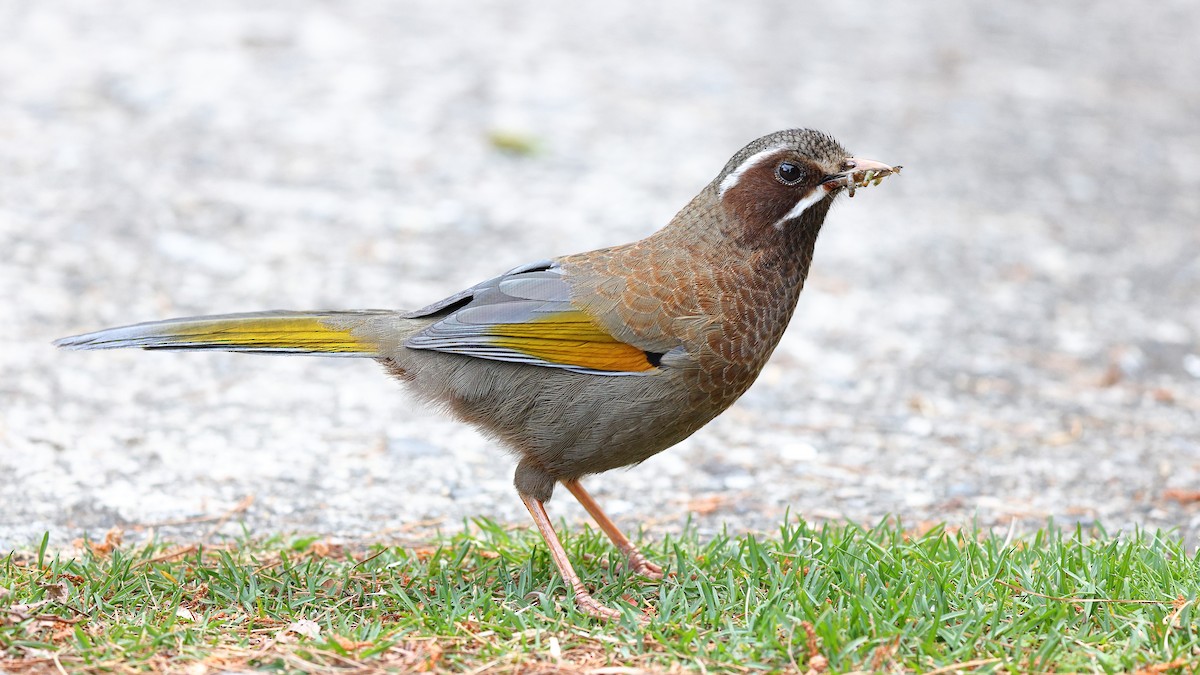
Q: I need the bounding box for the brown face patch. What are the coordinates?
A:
[720,150,826,242]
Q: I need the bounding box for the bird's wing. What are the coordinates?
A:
[404,261,662,376]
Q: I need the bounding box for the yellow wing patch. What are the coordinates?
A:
[488,310,654,372]
[153,317,377,353]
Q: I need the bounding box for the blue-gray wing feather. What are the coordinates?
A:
[405,261,649,375]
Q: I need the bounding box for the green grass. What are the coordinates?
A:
[2,519,1197,673]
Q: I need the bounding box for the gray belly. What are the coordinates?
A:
[385,349,728,499]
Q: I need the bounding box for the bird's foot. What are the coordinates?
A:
[626,552,664,580]
[574,591,622,621]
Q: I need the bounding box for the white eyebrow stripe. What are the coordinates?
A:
[717,146,787,197]
[772,184,832,229]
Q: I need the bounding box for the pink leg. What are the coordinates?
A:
[561,479,663,579]
[521,493,621,620]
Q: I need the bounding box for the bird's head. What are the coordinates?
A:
[713,128,900,243]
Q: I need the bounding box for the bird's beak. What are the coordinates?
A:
[821,157,902,198]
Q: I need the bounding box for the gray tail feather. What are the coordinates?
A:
[54,310,397,357]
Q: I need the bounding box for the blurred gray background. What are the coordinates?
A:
[2,1,1198,551]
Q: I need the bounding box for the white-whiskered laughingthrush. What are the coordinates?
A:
[57,128,900,619]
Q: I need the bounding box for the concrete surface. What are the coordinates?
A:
[2,1,1198,551]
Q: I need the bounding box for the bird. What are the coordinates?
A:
[55,128,900,620]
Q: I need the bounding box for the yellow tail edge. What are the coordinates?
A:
[54,310,390,357]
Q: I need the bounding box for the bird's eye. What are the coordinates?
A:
[776,162,803,185]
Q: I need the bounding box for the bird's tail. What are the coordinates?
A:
[54,310,400,357]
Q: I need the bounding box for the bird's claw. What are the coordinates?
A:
[574,592,622,621]
[626,553,664,580]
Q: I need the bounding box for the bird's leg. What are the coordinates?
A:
[561,479,664,579]
[520,493,621,620]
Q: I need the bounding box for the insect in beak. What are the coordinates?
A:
[822,157,902,198]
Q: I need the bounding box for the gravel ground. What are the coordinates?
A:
[2,2,1199,552]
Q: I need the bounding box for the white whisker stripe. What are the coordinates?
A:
[773,184,832,229]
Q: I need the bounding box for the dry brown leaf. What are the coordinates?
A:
[687,494,728,515]
[72,528,124,558]
[285,618,321,640]
[332,635,375,652]
[1132,658,1191,675]
[1099,364,1122,387]
[1163,489,1200,504]
[800,620,828,674]
[412,546,439,561]
[416,639,443,672]
[44,582,69,603]
[1045,418,1084,446]
[869,636,900,672]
